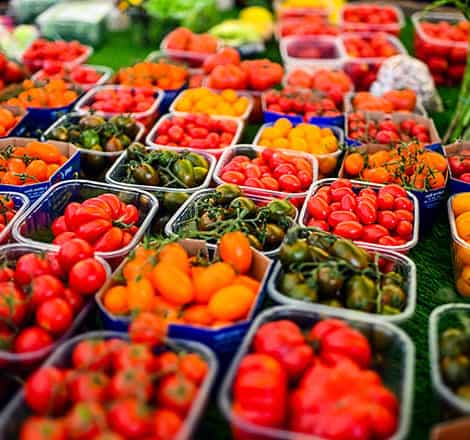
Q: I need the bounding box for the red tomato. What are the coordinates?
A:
[108,367,153,401]
[68,258,107,295]
[14,253,52,286]
[0,267,14,282]
[362,224,389,243]
[330,186,354,202]
[356,199,377,225]
[260,176,280,191]
[30,275,65,308]
[19,417,66,440]
[157,374,197,415]
[221,170,245,185]
[396,220,413,239]
[93,227,124,252]
[112,343,155,372]
[63,288,85,313]
[69,371,109,403]
[328,210,358,228]
[107,398,152,438]
[13,326,53,354]
[394,197,413,212]
[379,184,407,199]
[65,402,106,440]
[307,218,330,231]
[334,220,364,240]
[0,281,27,325]
[152,409,183,440]
[57,239,94,271]
[97,194,123,219]
[25,367,68,414]
[377,191,394,210]
[51,216,68,236]
[36,298,73,334]
[72,339,110,371]
[75,219,113,243]
[278,174,302,192]
[53,232,77,246]
[307,196,330,220]
[340,193,357,212]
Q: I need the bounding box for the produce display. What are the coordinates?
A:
[116,61,188,90]
[0,140,68,185]
[34,64,108,89]
[347,112,432,144]
[284,68,353,106]
[217,147,314,194]
[303,179,416,246]
[18,336,210,439]
[343,143,447,189]
[150,114,239,151]
[350,90,418,113]
[0,53,25,91]
[172,87,251,118]
[341,4,402,35]
[170,183,296,252]
[0,195,17,235]
[102,234,261,327]
[0,242,107,358]
[229,316,400,438]
[283,35,342,60]
[448,145,470,184]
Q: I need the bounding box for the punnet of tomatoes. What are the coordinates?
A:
[172,87,252,120]
[22,39,91,73]
[220,306,413,440]
[12,180,158,263]
[445,142,470,193]
[0,105,26,138]
[347,111,437,146]
[413,12,468,86]
[0,242,109,368]
[0,192,28,244]
[284,68,353,107]
[0,53,26,91]
[215,145,317,198]
[167,183,297,254]
[262,87,342,123]
[162,27,219,67]
[254,118,341,178]
[147,113,241,154]
[449,193,470,297]
[33,62,112,91]
[341,33,406,90]
[341,3,404,35]
[271,226,415,318]
[348,90,419,114]
[5,330,216,440]
[301,178,418,251]
[277,15,339,38]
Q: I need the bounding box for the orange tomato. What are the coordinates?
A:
[193,262,235,303]
[219,232,252,274]
[151,262,194,305]
[183,305,214,326]
[453,193,470,217]
[158,243,190,274]
[233,275,260,294]
[103,286,129,315]
[344,152,364,176]
[362,166,389,184]
[127,279,155,312]
[25,159,48,182]
[208,285,255,321]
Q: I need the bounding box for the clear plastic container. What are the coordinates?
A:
[274,0,330,21]
[74,85,163,128]
[164,188,298,257]
[105,146,216,195]
[32,64,113,91]
[218,305,415,440]
[412,11,468,86]
[35,0,114,47]
[341,32,407,91]
[429,303,470,415]
[340,3,404,36]
[267,247,417,324]
[9,0,57,24]
[12,180,159,265]
[0,191,29,245]
[253,122,343,178]
[280,35,346,70]
[276,16,339,40]
[0,244,111,372]
[0,330,218,440]
[448,195,470,298]
[299,178,420,253]
[444,142,470,195]
[42,112,145,180]
[170,88,254,122]
[146,113,244,159]
[213,144,319,200]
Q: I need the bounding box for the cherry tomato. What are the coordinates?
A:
[279,174,302,192]
[72,339,110,371]
[69,371,109,403]
[68,258,107,295]
[14,253,51,285]
[51,216,68,236]
[25,367,68,414]
[30,274,65,307]
[157,374,197,415]
[394,197,413,212]
[53,231,77,246]
[13,326,53,354]
[108,367,153,401]
[65,402,106,440]
[361,224,389,243]
[57,239,93,271]
[19,417,66,440]
[63,288,85,313]
[0,281,27,325]
[396,220,413,240]
[36,298,73,334]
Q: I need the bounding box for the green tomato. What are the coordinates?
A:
[267,199,296,220]
[441,355,470,387]
[80,129,101,149]
[133,163,160,186]
[344,274,377,312]
[215,184,242,205]
[279,272,303,295]
[162,191,189,214]
[279,240,310,266]
[330,239,370,270]
[173,158,195,187]
[186,152,209,169]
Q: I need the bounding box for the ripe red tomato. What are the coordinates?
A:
[19,417,66,440]
[112,343,155,372]
[107,398,152,438]
[63,288,85,313]
[76,219,113,243]
[307,197,330,220]
[51,216,68,236]
[394,197,414,212]
[378,210,397,231]
[328,210,358,228]
[152,409,183,440]
[0,281,27,325]
[69,371,109,403]
[93,227,124,252]
[340,194,357,212]
[108,367,153,401]
[30,275,65,307]
[279,174,302,192]
[36,298,73,334]
[14,253,51,286]
[157,373,197,415]
[0,267,14,282]
[65,402,106,440]
[13,326,53,354]
[334,220,364,240]
[356,199,377,225]
[68,258,107,295]
[307,218,329,231]
[377,191,394,210]
[25,367,68,414]
[396,220,413,239]
[361,224,389,243]
[57,239,94,271]
[72,339,110,371]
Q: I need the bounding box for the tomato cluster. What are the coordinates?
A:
[219,148,313,193]
[0,242,107,357]
[0,195,16,237]
[342,4,401,34]
[0,53,24,91]
[448,150,470,183]
[348,112,431,144]
[36,63,104,87]
[285,68,352,107]
[22,39,89,73]
[414,20,468,86]
[286,37,340,60]
[351,90,417,113]
[51,194,140,252]
[152,114,238,150]
[20,337,208,439]
[305,180,415,246]
[343,144,448,190]
[264,87,341,120]
[165,27,218,54]
[278,16,339,37]
[207,59,284,91]
[103,234,260,328]
[232,318,398,439]
[0,141,68,186]
[82,87,156,114]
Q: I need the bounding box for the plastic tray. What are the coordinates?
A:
[146,113,244,159]
[32,64,113,91]
[299,178,420,253]
[170,88,254,122]
[219,305,415,440]
[280,35,346,70]
[43,112,145,179]
[0,192,29,245]
[268,246,416,324]
[74,85,163,128]
[0,137,80,202]
[444,141,470,195]
[274,0,330,21]
[429,303,470,415]
[12,179,159,265]
[0,330,218,440]
[105,146,216,195]
[0,244,111,372]
[213,144,318,200]
[95,241,272,358]
[164,188,298,258]
[340,3,405,36]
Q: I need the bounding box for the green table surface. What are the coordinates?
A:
[88,15,465,440]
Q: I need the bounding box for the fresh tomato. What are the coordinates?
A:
[57,239,93,271]
[68,258,107,296]
[25,367,68,414]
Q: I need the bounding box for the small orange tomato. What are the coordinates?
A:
[151,262,194,305]
[208,285,255,321]
[219,231,252,274]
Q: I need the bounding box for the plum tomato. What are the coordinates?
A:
[333,220,364,240]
